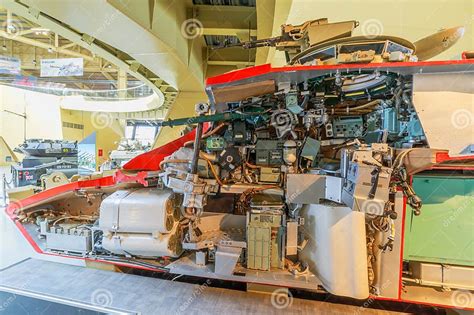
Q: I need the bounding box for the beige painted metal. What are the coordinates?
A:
[202,28,257,37]
[412,73,474,155]
[300,204,369,299]
[414,26,465,61]
[40,172,69,190]
[255,0,276,65]
[46,0,258,91]
[56,0,204,91]
[263,0,293,65]
[6,185,37,200]
[117,68,127,98]
[270,0,472,66]
[0,136,18,166]
[193,4,256,42]
[374,192,404,299]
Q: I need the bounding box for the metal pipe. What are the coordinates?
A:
[2,174,7,206]
[190,122,203,175]
[340,148,349,178]
[402,277,474,291]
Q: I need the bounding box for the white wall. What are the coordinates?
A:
[0,86,152,156]
[0,85,63,150]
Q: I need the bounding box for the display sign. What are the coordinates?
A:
[0,55,21,75]
[40,57,83,77]
[78,132,97,174]
[12,75,37,87]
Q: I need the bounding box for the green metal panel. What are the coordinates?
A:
[403,175,474,266]
[247,226,271,271]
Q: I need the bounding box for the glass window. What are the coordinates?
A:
[299,46,336,64]
[134,126,157,146]
[338,42,385,55]
[386,41,413,54]
[125,125,134,139]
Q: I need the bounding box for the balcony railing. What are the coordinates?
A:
[0,80,156,100]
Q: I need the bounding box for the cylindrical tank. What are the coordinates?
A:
[99,188,183,257]
[101,226,183,257]
[99,189,181,234]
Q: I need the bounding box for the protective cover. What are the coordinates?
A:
[413,72,474,155]
[300,204,369,299]
[99,189,175,234]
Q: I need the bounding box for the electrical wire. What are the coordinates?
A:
[202,122,228,138]
[159,159,191,170]
[203,157,225,186]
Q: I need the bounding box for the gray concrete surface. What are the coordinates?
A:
[0,259,411,315]
[0,166,32,270]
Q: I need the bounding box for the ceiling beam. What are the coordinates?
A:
[19,65,119,73]
[194,4,256,22]
[207,60,254,66]
[195,4,257,38]
[1,0,166,106]
[72,82,87,90]
[100,70,116,82]
[0,30,95,61]
[60,42,76,50]
[202,27,257,37]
